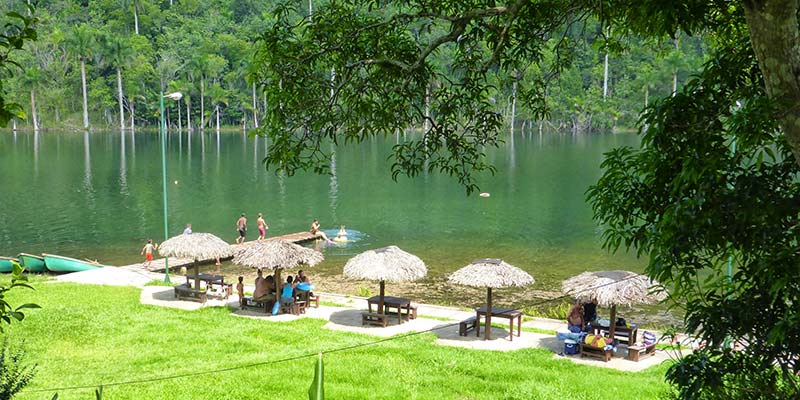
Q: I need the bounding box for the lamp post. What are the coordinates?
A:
[160,91,183,283]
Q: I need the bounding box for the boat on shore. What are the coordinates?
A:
[18,253,46,273]
[42,253,103,273]
[0,256,17,273]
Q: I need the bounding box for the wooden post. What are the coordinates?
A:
[275,268,282,299]
[378,280,385,314]
[485,287,493,341]
[193,260,200,290]
[608,304,617,341]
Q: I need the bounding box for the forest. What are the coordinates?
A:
[0,0,706,133]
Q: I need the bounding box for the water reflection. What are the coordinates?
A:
[120,130,128,196]
[83,132,95,204]
[33,130,39,175]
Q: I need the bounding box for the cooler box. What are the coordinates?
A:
[564,339,578,355]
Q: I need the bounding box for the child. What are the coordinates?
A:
[236,276,245,307]
[140,239,157,268]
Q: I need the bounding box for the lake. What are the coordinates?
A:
[1,129,660,318]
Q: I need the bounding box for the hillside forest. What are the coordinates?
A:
[0,0,706,133]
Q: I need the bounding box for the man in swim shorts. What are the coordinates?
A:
[236,213,247,244]
[257,213,268,240]
[140,239,158,268]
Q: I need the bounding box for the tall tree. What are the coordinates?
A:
[67,24,95,130]
[102,34,133,130]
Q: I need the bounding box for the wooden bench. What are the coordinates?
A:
[174,284,207,303]
[580,343,613,362]
[362,312,389,327]
[627,343,656,362]
[459,317,477,336]
[589,323,638,345]
[241,296,274,313]
[309,293,320,308]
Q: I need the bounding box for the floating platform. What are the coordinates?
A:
[117,231,319,272]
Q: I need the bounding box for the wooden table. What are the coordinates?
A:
[186,273,224,290]
[475,307,522,341]
[367,296,411,325]
[589,323,638,345]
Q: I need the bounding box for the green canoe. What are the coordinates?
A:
[43,253,103,273]
[17,253,46,273]
[0,256,17,273]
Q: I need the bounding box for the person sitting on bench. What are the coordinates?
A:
[567,299,584,333]
[253,269,274,302]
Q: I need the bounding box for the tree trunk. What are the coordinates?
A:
[424,84,431,132]
[133,0,139,35]
[252,82,259,128]
[130,101,135,132]
[200,78,205,130]
[644,86,649,108]
[177,99,182,131]
[30,90,38,132]
[186,97,192,132]
[603,52,610,99]
[215,104,220,134]
[117,67,125,131]
[743,0,800,166]
[510,69,518,135]
[81,58,89,129]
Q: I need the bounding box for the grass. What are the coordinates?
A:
[5,282,673,399]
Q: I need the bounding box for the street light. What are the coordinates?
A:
[160,91,182,283]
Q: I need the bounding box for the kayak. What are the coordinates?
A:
[43,253,103,273]
[0,256,17,273]
[17,253,46,273]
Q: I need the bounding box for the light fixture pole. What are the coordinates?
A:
[160,91,182,283]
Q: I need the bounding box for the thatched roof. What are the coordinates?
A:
[343,246,427,282]
[232,239,323,270]
[158,232,232,260]
[561,270,667,308]
[448,258,534,288]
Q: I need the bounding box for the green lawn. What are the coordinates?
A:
[5,281,672,399]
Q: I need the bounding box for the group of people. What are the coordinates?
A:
[235,213,270,244]
[237,268,316,315]
[566,297,598,333]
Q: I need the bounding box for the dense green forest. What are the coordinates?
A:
[0,0,706,133]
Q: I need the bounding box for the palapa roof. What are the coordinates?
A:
[561,270,667,308]
[158,232,233,260]
[448,258,534,288]
[343,246,427,283]
[232,239,323,270]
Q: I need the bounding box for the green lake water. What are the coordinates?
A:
[0,129,650,308]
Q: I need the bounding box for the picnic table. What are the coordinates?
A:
[589,322,638,345]
[367,296,411,325]
[185,273,225,291]
[475,306,522,341]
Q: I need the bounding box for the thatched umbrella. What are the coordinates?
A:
[448,258,534,340]
[232,239,324,295]
[343,246,427,314]
[561,270,667,340]
[158,232,233,290]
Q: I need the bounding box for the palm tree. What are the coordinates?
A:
[67,24,95,130]
[102,35,133,130]
[21,67,43,131]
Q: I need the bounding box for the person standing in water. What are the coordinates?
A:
[140,239,158,268]
[235,213,247,244]
[257,213,268,240]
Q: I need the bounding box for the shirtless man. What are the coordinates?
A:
[257,213,268,240]
[140,239,158,268]
[235,213,247,244]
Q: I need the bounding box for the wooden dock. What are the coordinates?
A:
[117,231,319,272]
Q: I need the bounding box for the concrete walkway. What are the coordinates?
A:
[63,267,685,372]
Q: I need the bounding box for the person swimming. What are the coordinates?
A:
[333,225,348,242]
